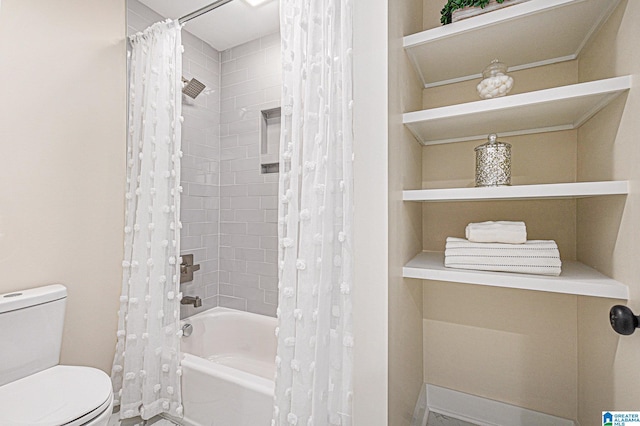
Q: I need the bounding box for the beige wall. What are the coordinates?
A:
[0,1,126,372]
[388,0,425,425]
[419,33,580,419]
[577,1,640,424]
[415,1,640,423]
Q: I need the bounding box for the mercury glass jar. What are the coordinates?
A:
[475,133,511,187]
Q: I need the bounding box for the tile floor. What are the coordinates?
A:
[107,411,178,426]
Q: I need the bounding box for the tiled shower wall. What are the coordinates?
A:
[218,33,282,316]
[127,0,281,317]
[127,0,221,318]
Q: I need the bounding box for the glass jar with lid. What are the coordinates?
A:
[477,59,514,99]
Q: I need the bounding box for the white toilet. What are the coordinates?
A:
[0,284,114,426]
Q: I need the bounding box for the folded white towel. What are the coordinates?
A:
[444,237,562,276]
[465,221,527,244]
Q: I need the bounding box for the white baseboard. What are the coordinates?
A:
[413,384,577,426]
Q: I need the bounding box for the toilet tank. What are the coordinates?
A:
[0,284,67,386]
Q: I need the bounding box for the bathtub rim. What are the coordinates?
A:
[179,306,277,396]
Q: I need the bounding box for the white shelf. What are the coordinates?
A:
[404,0,621,88]
[403,76,631,145]
[404,251,628,299]
[403,181,629,202]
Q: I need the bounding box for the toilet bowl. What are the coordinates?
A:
[0,284,114,426]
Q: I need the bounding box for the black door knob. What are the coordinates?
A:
[610,305,640,335]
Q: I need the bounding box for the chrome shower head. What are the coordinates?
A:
[182,77,206,99]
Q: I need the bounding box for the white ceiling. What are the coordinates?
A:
[138,0,280,51]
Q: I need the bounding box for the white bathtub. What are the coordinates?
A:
[178,307,277,426]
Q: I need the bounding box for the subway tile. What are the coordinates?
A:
[220,197,231,209]
[180,236,202,251]
[230,272,261,288]
[260,195,278,209]
[230,197,261,210]
[235,91,265,109]
[188,183,219,197]
[184,248,207,264]
[220,109,243,125]
[220,222,247,235]
[260,276,278,292]
[203,234,219,250]
[264,209,278,223]
[263,85,282,103]
[228,118,260,135]
[202,42,220,62]
[205,209,219,222]
[189,222,218,236]
[221,79,261,100]
[234,209,264,222]
[222,68,249,86]
[220,135,239,149]
[235,170,265,184]
[234,285,262,302]
[264,249,278,264]
[199,259,219,274]
[203,197,220,210]
[231,38,262,59]
[220,171,235,185]
[221,60,236,75]
[220,184,248,197]
[260,31,281,49]
[246,144,260,159]
[221,97,235,113]
[219,270,230,283]
[181,195,204,210]
[219,246,234,260]
[247,222,277,236]
[223,234,261,249]
[184,47,208,68]
[246,261,278,277]
[202,272,219,286]
[219,296,247,311]
[229,157,258,172]
[248,182,278,196]
[247,300,277,317]
[219,284,235,297]
[206,245,219,261]
[263,290,278,305]
[237,131,260,146]
[205,283,219,298]
[235,50,266,72]
[263,173,279,183]
[181,209,207,224]
[235,248,265,262]
[221,146,248,161]
[220,209,235,222]
[206,56,220,73]
[220,259,247,272]
[260,236,278,250]
[221,50,232,62]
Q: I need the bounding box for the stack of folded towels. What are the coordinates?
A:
[444,221,562,276]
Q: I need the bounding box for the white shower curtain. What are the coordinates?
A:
[274,0,354,425]
[111,19,184,421]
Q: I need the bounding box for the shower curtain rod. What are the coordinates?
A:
[179,0,235,24]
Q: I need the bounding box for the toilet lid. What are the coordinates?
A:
[0,365,113,426]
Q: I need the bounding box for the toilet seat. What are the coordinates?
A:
[0,365,113,426]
